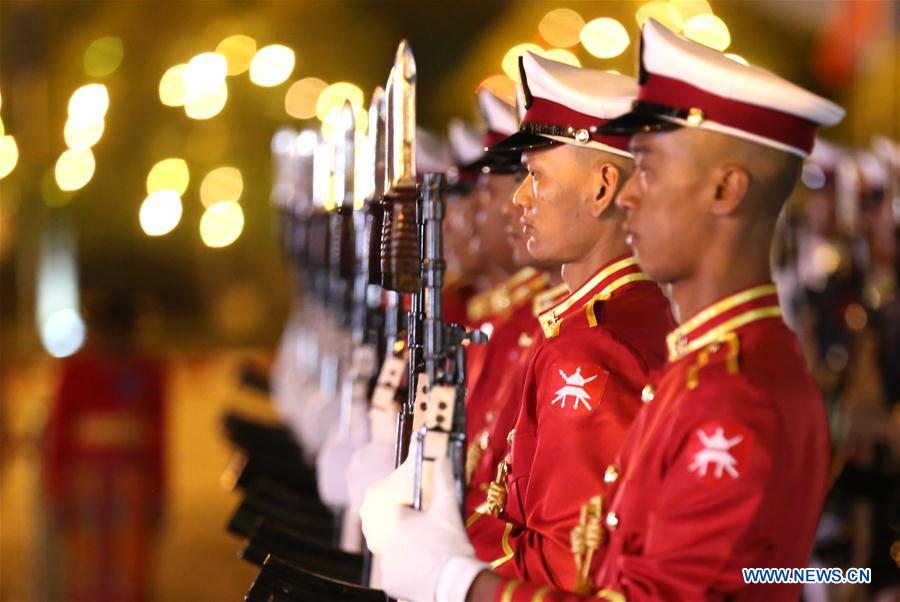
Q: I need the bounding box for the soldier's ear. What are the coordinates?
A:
[590,162,620,218]
[709,164,750,217]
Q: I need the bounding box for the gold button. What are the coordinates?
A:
[606,512,619,530]
[687,107,705,126]
[708,342,721,353]
[574,128,590,143]
[604,465,619,484]
[641,385,655,403]
[518,332,534,347]
[506,429,516,445]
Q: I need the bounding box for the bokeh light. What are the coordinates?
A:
[159,64,187,107]
[67,84,110,123]
[249,44,295,87]
[285,77,328,119]
[200,166,243,207]
[83,36,124,77]
[477,74,517,105]
[315,82,364,122]
[635,1,685,31]
[544,48,581,67]
[580,18,630,59]
[670,0,713,21]
[64,118,105,149]
[184,52,228,101]
[215,34,257,76]
[40,308,86,358]
[54,148,96,191]
[683,14,731,51]
[538,9,584,48]
[200,200,244,247]
[147,158,190,195]
[0,135,18,179]
[139,190,183,236]
[184,82,228,120]
[502,43,544,82]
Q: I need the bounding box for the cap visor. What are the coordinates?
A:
[487,130,558,153]
[597,110,683,136]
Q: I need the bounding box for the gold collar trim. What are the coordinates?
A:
[538,256,641,339]
[668,305,782,361]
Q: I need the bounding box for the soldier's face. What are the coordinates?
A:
[470,173,519,273]
[617,129,714,284]
[514,145,602,265]
[500,173,532,267]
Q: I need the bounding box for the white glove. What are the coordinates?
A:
[359,453,415,554]
[316,401,370,508]
[347,441,397,519]
[362,456,487,602]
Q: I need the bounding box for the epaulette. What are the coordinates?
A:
[685,332,742,390]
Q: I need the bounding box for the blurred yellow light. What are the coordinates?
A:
[54,148,95,191]
[670,0,713,21]
[635,1,685,31]
[184,52,228,101]
[64,118,105,149]
[544,48,581,67]
[285,77,328,119]
[580,18,630,59]
[315,81,364,122]
[725,53,749,66]
[83,36,124,77]
[159,64,187,107]
[147,157,190,195]
[249,44,295,87]
[184,82,228,120]
[200,200,244,247]
[476,74,517,105]
[0,116,4,136]
[139,190,183,236]
[844,302,868,332]
[538,8,585,48]
[200,166,243,207]
[0,135,18,179]
[683,14,731,51]
[67,84,109,123]
[502,43,545,82]
[216,35,257,76]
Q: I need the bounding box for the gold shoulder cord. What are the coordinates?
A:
[570,495,605,595]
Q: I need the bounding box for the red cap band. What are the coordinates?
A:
[523,97,631,152]
[639,73,818,154]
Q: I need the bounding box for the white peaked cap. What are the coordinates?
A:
[490,51,636,157]
[477,88,518,137]
[447,118,485,166]
[600,19,845,157]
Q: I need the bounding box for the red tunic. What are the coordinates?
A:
[466,283,569,515]
[469,254,674,591]
[491,283,830,602]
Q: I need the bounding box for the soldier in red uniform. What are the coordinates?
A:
[361,52,674,600]
[358,19,846,602]
[43,296,165,602]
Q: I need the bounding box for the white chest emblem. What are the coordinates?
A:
[688,427,743,479]
[550,367,597,411]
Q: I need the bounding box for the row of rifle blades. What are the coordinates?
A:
[310,39,416,215]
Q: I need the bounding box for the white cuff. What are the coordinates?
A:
[435,555,488,602]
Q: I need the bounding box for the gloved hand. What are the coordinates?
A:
[316,401,371,508]
[361,456,487,602]
[359,453,415,554]
[347,440,397,519]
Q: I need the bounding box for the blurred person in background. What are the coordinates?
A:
[42,293,166,602]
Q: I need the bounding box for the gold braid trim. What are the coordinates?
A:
[570,495,605,595]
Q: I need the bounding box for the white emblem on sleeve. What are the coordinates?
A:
[688,427,743,479]
[550,367,597,411]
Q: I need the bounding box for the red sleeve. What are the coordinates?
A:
[601,386,779,601]
[490,578,624,602]
[483,342,641,591]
